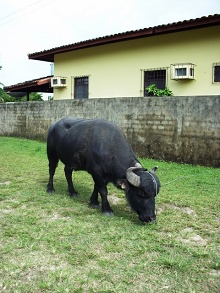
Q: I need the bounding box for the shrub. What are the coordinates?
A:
[146,84,173,96]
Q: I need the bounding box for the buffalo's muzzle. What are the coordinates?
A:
[139,214,156,223]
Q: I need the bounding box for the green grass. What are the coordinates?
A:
[0,137,219,293]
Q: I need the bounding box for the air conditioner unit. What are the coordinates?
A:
[171,63,195,80]
[51,76,67,88]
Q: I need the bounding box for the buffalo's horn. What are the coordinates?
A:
[135,162,142,168]
[126,167,141,187]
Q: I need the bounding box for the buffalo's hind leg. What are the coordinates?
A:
[47,159,58,194]
[64,166,78,197]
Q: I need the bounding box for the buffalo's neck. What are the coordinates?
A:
[109,158,141,184]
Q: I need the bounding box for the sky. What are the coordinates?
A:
[0,0,220,91]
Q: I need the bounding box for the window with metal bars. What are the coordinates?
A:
[144,69,166,96]
[74,76,89,99]
[213,64,220,82]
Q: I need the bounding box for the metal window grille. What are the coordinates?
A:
[144,69,166,96]
[213,64,220,82]
[74,76,89,99]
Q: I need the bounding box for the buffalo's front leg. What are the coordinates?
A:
[89,184,100,208]
[64,166,78,196]
[99,185,114,216]
[92,177,113,216]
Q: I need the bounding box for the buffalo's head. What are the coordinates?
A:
[119,165,160,223]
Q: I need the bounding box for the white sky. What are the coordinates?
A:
[0,0,220,88]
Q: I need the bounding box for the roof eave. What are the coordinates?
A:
[3,76,53,93]
[28,14,220,63]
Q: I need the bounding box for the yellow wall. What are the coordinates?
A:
[53,26,220,99]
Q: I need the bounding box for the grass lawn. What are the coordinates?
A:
[0,137,219,292]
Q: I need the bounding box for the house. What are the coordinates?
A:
[3,76,53,100]
[5,14,220,99]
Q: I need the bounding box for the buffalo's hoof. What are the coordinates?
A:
[148,219,157,224]
[47,189,55,194]
[69,192,79,197]
[89,203,100,209]
[103,211,114,217]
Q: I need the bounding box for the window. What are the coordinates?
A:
[74,76,89,99]
[60,78,66,85]
[175,68,187,76]
[175,67,194,78]
[51,76,67,88]
[171,63,195,80]
[144,69,166,96]
[53,79,58,85]
[213,63,220,82]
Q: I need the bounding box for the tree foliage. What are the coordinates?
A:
[0,88,43,102]
[20,92,43,102]
[0,88,14,102]
[146,84,173,96]
[0,66,43,102]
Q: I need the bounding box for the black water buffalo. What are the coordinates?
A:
[46,117,160,223]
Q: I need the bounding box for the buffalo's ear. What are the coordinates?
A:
[117,179,129,190]
[151,166,158,173]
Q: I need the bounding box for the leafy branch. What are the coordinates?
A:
[146,84,173,96]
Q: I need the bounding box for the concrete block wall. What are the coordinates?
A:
[0,96,219,167]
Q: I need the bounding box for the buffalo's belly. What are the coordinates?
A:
[54,136,85,169]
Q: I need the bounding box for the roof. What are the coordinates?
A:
[4,76,53,93]
[28,14,220,62]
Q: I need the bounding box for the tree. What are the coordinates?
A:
[0,90,43,102]
[0,88,16,102]
[0,65,15,102]
[0,65,43,102]
[20,92,43,101]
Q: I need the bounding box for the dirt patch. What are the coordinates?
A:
[2,249,72,285]
[157,203,196,216]
[0,209,15,219]
[157,205,206,246]
[108,193,123,205]
[176,227,207,246]
[0,181,11,185]
[209,270,220,276]
[49,212,71,221]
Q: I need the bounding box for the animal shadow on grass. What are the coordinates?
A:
[44,177,145,225]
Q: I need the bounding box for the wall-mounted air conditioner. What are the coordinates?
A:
[51,76,67,88]
[171,63,196,80]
